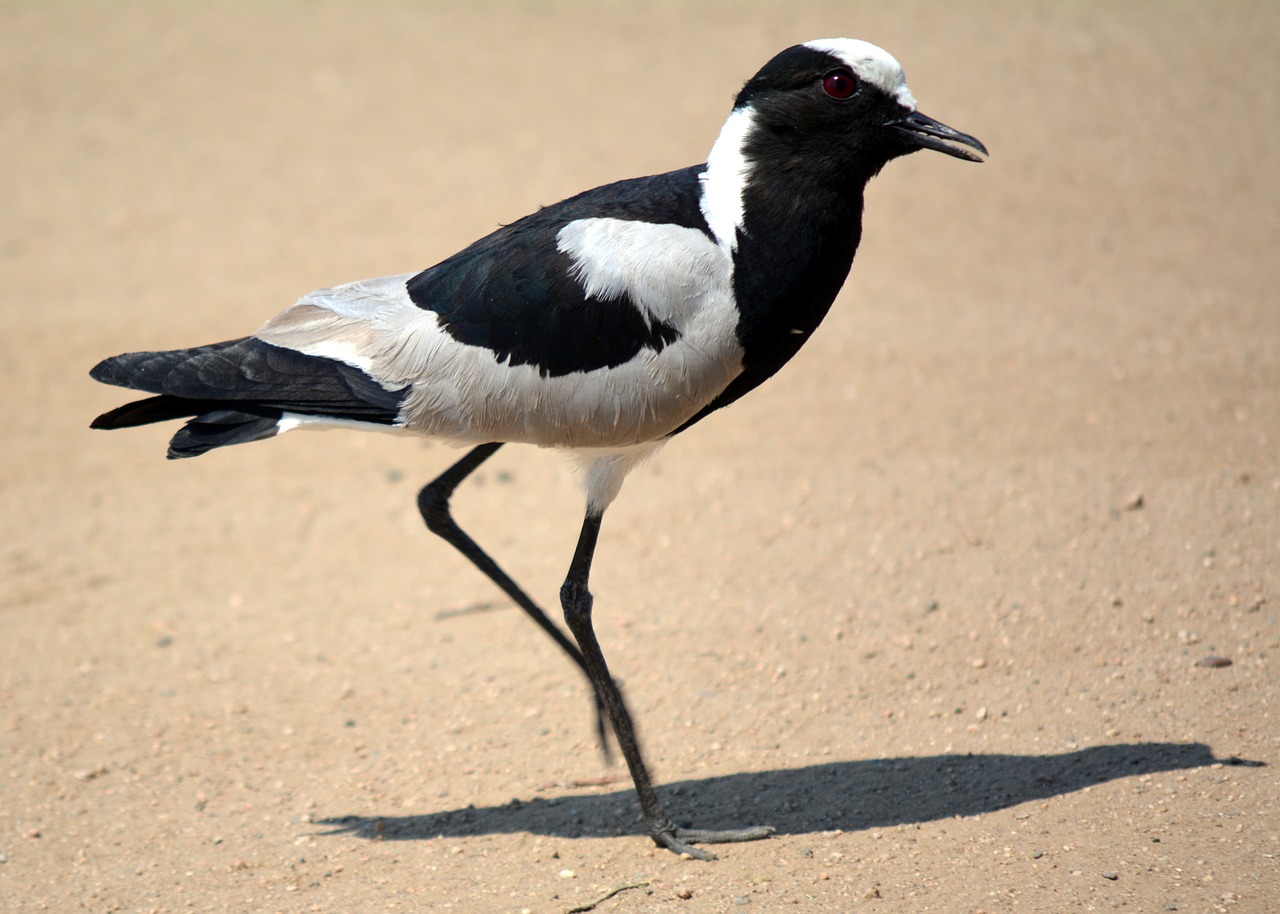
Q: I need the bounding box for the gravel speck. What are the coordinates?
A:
[1197,655,1232,668]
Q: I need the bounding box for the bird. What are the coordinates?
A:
[89,38,986,859]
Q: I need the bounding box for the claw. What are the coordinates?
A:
[648,819,775,859]
[654,831,718,860]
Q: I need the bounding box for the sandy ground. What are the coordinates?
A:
[3,1,1278,911]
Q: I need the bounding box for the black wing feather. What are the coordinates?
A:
[407,166,707,377]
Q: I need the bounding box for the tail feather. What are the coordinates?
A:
[167,409,283,459]
[90,394,217,430]
[89,337,408,458]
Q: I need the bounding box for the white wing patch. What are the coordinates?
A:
[556,217,734,327]
[803,38,916,110]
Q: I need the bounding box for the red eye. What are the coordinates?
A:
[822,70,858,99]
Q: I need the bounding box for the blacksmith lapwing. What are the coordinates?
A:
[90,39,986,858]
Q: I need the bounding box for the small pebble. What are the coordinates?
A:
[558,868,575,879]
[1032,850,1044,859]
[1197,655,1232,668]
[733,897,751,906]
[676,888,693,900]
[1103,871,1119,881]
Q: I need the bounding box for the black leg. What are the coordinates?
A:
[417,443,610,755]
[559,510,775,860]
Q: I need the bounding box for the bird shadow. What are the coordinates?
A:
[315,742,1260,843]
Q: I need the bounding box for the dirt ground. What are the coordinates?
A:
[3,2,1277,911]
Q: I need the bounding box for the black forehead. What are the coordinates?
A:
[733,45,844,108]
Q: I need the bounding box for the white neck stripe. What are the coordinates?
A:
[699,105,756,254]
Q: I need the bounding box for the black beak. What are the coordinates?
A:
[888,111,988,162]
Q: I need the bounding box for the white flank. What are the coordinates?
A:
[252,258,744,451]
[699,105,757,254]
[803,38,916,110]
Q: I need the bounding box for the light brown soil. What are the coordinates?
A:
[3,2,1277,912]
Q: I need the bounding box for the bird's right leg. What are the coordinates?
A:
[559,510,775,859]
[416,443,611,755]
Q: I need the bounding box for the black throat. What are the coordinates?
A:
[734,174,863,364]
[675,172,864,433]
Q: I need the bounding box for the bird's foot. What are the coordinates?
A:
[649,819,775,860]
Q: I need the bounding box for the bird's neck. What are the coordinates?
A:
[701,105,867,358]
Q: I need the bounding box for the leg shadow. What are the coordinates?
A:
[316,742,1259,842]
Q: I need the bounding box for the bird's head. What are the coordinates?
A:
[728,39,987,188]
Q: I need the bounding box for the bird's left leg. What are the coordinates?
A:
[418,443,610,755]
[559,510,775,860]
